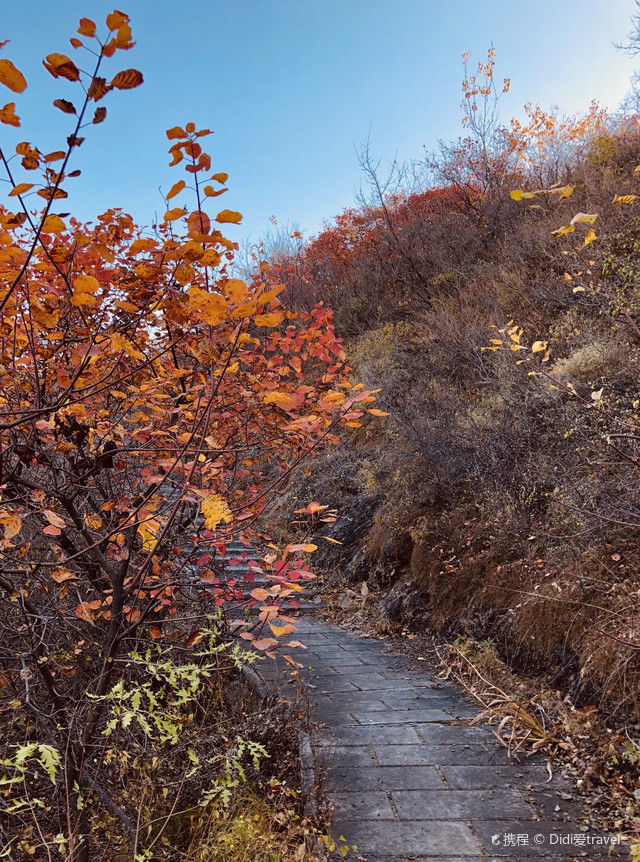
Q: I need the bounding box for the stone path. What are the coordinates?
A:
[257,617,628,861]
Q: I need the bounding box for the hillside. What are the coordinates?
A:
[272,57,640,733]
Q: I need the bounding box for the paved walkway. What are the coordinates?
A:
[257,617,627,861]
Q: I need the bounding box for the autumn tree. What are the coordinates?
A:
[0,11,374,859]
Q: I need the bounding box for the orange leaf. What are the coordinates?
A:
[74,275,99,294]
[252,637,279,651]
[250,587,270,601]
[164,207,186,223]
[87,76,110,101]
[110,69,143,89]
[92,107,107,124]
[74,602,94,621]
[9,183,33,197]
[215,209,242,224]
[166,126,186,139]
[0,59,27,93]
[165,179,185,200]
[211,172,228,184]
[42,215,65,234]
[187,210,210,234]
[52,567,78,584]
[78,17,97,36]
[367,408,390,417]
[106,9,129,30]
[0,101,20,127]
[255,311,284,327]
[224,278,249,303]
[43,54,80,82]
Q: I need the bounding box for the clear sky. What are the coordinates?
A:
[2,1,638,246]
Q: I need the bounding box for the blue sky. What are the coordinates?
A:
[2,1,638,245]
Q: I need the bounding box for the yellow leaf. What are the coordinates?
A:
[583,228,597,247]
[551,224,575,237]
[215,209,242,224]
[165,179,185,201]
[269,623,294,637]
[200,494,233,530]
[570,212,598,225]
[553,184,574,199]
[138,519,159,552]
[510,189,535,201]
[531,340,548,353]
[0,58,27,93]
[367,408,390,417]
[613,194,638,205]
[254,311,284,327]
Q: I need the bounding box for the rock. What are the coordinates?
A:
[384,594,405,622]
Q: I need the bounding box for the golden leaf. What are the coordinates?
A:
[554,185,574,199]
[200,494,233,530]
[531,340,548,353]
[583,228,597,247]
[613,194,638,205]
